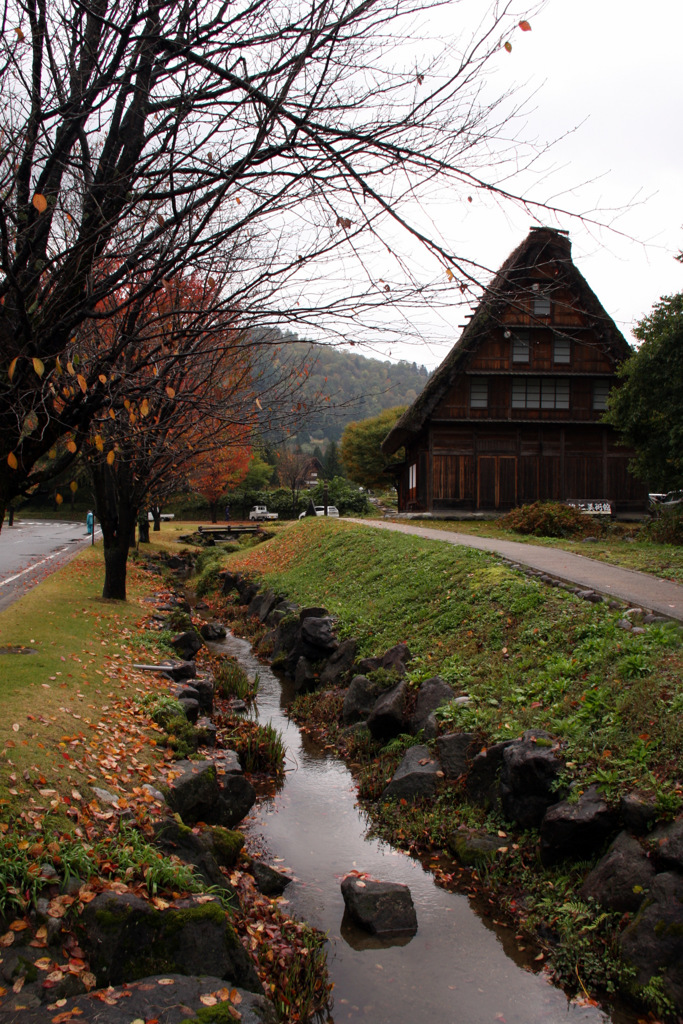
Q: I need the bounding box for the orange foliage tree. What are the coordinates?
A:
[190,436,251,522]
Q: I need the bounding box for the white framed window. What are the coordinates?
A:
[512,331,530,363]
[408,463,417,492]
[533,295,551,317]
[470,377,488,409]
[593,381,611,411]
[512,377,569,410]
[553,337,571,364]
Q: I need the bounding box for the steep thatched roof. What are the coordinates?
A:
[382,227,631,454]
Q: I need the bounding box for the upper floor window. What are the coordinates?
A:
[512,330,530,363]
[470,377,488,409]
[512,377,569,410]
[593,380,611,411]
[533,295,551,317]
[553,337,571,364]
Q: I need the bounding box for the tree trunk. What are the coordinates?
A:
[102,542,130,600]
[138,516,150,543]
[210,503,217,523]
[151,505,162,531]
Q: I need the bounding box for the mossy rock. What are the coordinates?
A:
[208,827,245,868]
[78,892,261,991]
[447,832,507,867]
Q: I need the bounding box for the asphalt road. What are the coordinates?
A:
[350,518,683,623]
[0,518,101,614]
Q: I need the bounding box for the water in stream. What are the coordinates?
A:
[211,633,636,1024]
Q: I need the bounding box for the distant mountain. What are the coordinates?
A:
[253,333,430,445]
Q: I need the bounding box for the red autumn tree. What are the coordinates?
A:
[190,433,252,522]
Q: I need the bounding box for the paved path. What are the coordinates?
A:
[0,519,101,613]
[349,519,683,623]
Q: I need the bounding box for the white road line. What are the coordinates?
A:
[0,545,72,587]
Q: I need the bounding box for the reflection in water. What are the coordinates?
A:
[209,634,635,1024]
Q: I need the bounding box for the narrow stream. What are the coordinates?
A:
[210,633,636,1024]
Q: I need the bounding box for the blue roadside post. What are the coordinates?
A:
[86,511,94,539]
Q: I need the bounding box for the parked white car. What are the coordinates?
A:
[148,511,175,521]
[299,505,340,518]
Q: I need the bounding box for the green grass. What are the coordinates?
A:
[228,518,683,796]
[386,516,683,585]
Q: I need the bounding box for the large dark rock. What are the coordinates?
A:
[164,756,256,828]
[265,600,299,627]
[300,616,338,654]
[169,629,204,661]
[437,732,478,778]
[248,589,279,623]
[382,744,440,802]
[293,655,320,693]
[410,677,454,733]
[357,643,412,678]
[191,676,215,713]
[177,696,200,723]
[341,876,417,937]
[620,872,683,1010]
[500,731,566,828]
[251,860,292,897]
[164,759,219,822]
[540,785,619,865]
[320,638,358,687]
[221,570,241,595]
[648,816,683,872]
[152,819,233,893]
[0,975,276,1024]
[620,791,658,835]
[465,741,512,810]
[580,831,656,913]
[270,615,301,660]
[199,621,227,640]
[367,680,409,741]
[158,659,197,681]
[299,605,329,621]
[77,892,261,991]
[342,675,384,726]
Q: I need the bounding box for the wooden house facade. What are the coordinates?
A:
[381,228,648,515]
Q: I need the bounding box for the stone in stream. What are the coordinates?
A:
[357,642,412,677]
[251,860,292,896]
[340,876,417,937]
[200,620,227,640]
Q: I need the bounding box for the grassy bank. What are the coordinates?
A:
[0,534,331,1021]
[222,518,683,1016]
[378,515,683,585]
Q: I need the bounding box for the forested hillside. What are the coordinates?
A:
[256,333,430,446]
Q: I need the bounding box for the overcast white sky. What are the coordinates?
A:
[368,0,683,370]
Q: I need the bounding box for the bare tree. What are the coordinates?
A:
[0,0,553,525]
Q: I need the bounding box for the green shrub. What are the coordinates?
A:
[500,501,602,539]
